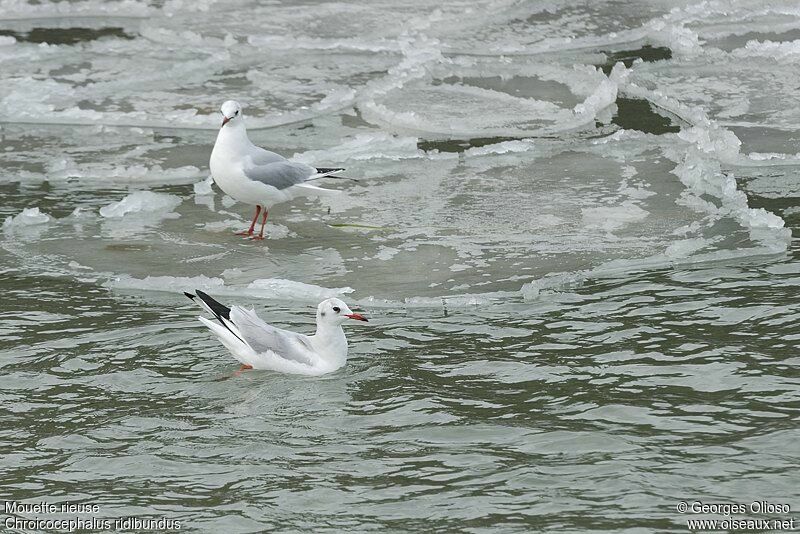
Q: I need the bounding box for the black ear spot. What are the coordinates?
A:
[320,311,326,317]
[332,306,340,313]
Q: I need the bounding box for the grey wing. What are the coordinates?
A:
[229,307,314,365]
[243,160,317,190]
[249,146,286,166]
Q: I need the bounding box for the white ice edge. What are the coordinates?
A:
[356,66,617,138]
[292,133,542,165]
[355,292,518,309]
[193,176,214,195]
[512,63,793,298]
[3,207,51,230]
[521,243,790,301]
[2,206,100,233]
[612,63,790,246]
[0,0,152,20]
[40,160,205,185]
[99,191,182,218]
[103,274,355,302]
[446,1,798,57]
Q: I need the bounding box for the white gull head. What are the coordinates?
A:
[220,100,243,127]
[316,298,368,327]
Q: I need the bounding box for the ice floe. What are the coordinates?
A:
[0,0,797,306]
[3,207,52,229]
[99,191,182,219]
[104,274,353,302]
[193,177,214,196]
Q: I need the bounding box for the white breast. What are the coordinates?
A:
[210,130,287,208]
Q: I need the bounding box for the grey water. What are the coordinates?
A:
[1,0,799,532]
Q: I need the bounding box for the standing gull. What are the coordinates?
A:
[209,100,345,239]
[185,290,368,376]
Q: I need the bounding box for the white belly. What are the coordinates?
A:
[209,152,288,208]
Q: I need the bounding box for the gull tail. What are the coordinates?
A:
[308,167,358,182]
[185,290,254,363]
[294,183,341,195]
[315,167,345,175]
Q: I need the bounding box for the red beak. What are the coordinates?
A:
[345,313,368,322]
[221,116,231,127]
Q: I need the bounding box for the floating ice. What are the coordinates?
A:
[201,219,243,232]
[664,238,712,259]
[67,207,96,220]
[463,140,536,157]
[43,157,204,185]
[520,237,795,301]
[669,150,790,251]
[193,177,214,195]
[0,0,151,19]
[356,293,504,309]
[613,61,790,253]
[246,279,353,301]
[104,274,353,302]
[99,191,182,218]
[293,133,424,164]
[0,0,796,306]
[745,152,800,163]
[784,206,800,217]
[404,295,492,307]
[68,260,93,271]
[581,202,649,232]
[573,77,617,117]
[732,39,800,62]
[3,207,51,230]
[202,219,290,239]
[747,208,786,229]
[360,63,617,137]
[104,274,225,293]
[246,34,401,53]
[373,246,400,261]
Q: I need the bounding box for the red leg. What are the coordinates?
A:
[232,363,254,377]
[252,209,269,240]
[235,206,261,236]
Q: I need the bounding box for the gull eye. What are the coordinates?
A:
[332,306,340,313]
[235,110,239,115]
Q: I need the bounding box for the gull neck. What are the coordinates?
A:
[215,120,250,154]
[311,321,348,361]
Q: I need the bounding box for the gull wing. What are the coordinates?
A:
[249,146,286,166]
[229,306,315,365]
[243,161,317,190]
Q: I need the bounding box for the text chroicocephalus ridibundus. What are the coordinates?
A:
[185,290,368,376]
[209,100,345,240]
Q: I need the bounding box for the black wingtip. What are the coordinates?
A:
[195,290,232,320]
[184,291,196,301]
[193,290,243,343]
